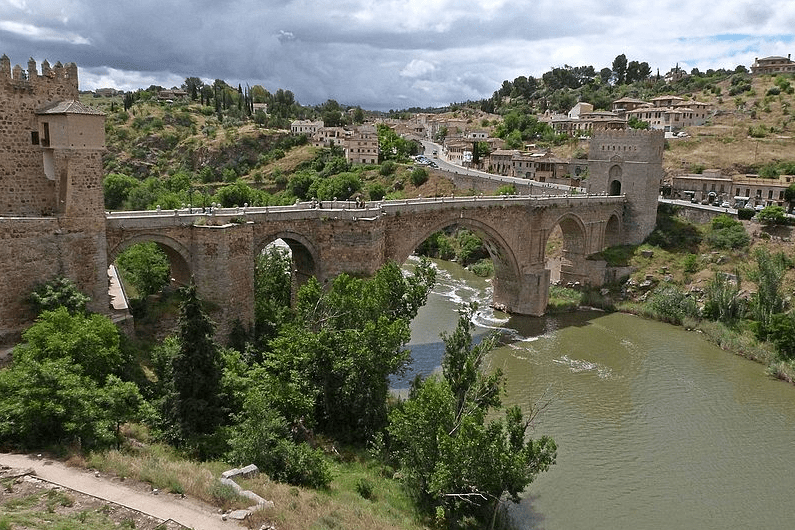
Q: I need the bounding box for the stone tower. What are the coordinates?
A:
[0,55,108,345]
[587,129,665,244]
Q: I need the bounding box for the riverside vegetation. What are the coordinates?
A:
[5,61,795,529]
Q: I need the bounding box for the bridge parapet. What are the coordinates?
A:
[106,193,627,226]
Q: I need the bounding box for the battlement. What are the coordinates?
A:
[0,54,79,97]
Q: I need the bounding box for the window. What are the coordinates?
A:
[31,131,39,145]
[41,122,50,147]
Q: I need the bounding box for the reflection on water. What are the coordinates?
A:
[403,257,795,530]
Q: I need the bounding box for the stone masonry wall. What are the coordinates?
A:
[0,56,108,345]
[0,56,79,216]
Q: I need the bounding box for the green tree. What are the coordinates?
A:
[116,242,170,298]
[756,204,787,225]
[14,307,123,384]
[103,173,141,210]
[748,249,791,339]
[410,167,429,187]
[784,183,795,212]
[266,260,436,442]
[254,245,293,350]
[0,357,112,449]
[388,303,556,527]
[164,283,224,443]
[28,276,90,315]
[226,376,331,488]
[612,54,628,84]
[703,214,750,250]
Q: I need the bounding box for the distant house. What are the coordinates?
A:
[344,125,379,165]
[157,89,187,101]
[670,171,794,208]
[94,87,120,97]
[611,97,647,115]
[290,119,323,135]
[751,55,795,75]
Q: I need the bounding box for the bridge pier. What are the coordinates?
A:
[492,268,550,316]
[190,222,255,341]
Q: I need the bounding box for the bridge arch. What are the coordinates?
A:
[604,212,622,247]
[108,233,193,285]
[256,230,321,287]
[395,214,523,302]
[545,212,589,285]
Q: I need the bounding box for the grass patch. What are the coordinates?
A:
[83,440,426,530]
[588,244,637,267]
[547,285,582,312]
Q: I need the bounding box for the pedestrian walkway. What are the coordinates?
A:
[0,452,241,530]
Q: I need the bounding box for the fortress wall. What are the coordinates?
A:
[0,56,80,217]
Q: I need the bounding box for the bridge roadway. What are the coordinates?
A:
[105,192,626,334]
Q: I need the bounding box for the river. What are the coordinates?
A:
[400,257,795,530]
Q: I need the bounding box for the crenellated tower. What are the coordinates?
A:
[587,129,665,244]
[0,55,108,345]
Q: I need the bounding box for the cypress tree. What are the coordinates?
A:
[168,282,224,440]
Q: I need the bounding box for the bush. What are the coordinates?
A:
[379,160,397,176]
[647,285,699,325]
[410,167,429,187]
[756,205,787,225]
[738,208,755,220]
[704,214,749,250]
[366,182,386,201]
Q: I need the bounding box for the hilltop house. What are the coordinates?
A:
[751,55,795,75]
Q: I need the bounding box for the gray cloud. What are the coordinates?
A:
[1,0,794,110]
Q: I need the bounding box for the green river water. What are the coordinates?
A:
[400,258,795,530]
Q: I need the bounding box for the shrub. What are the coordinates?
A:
[410,167,429,187]
[756,205,787,225]
[704,214,750,250]
[379,160,397,176]
[738,208,755,220]
[647,285,699,325]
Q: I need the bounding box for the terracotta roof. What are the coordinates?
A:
[37,100,105,116]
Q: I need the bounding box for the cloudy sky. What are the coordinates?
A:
[1,0,794,111]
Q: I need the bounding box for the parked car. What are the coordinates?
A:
[720,201,731,208]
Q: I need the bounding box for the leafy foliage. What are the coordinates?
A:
[702,271,745,325]
[226,382,332,488]
[253,245,293,351]
[265,260,436,443]
[756,205,787,225]
[1,310,141,449]
[647,285,700,325]
[703,214,750,250]
[116,242,170,297]
[28,276,90,316]
[388,304,556,527]
[14,307,124,384]
[748,249,791,339]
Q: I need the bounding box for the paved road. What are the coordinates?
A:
[0,452,241,530]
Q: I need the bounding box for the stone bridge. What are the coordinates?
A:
[105,193,628,336]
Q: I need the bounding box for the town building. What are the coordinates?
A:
[751,55,795,75]
[668,170,795,208]
[290,119,323,135]
[344,124,379,165]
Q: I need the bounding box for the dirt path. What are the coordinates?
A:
[0,452,242,530]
